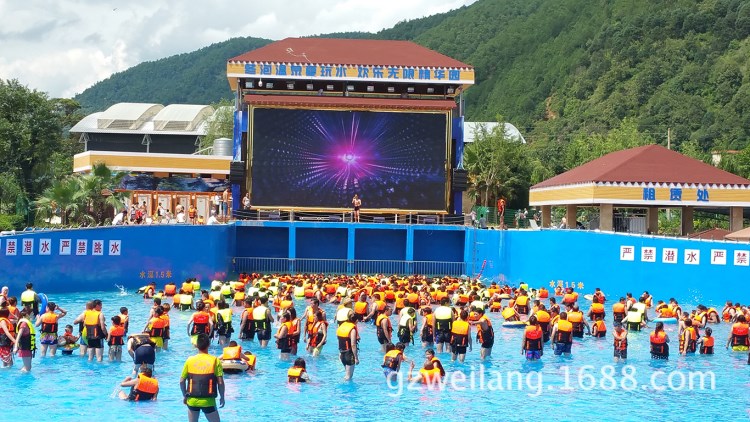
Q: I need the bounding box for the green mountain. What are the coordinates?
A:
[75,0,750,150]
[74,37,273,111]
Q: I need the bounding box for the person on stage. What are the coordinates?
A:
[352,194,362,222]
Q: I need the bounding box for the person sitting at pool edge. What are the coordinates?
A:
[288,357,310,383]
[119,364,159,401]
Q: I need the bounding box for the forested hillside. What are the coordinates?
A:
[75,0,750,153]
[74,37,272,111]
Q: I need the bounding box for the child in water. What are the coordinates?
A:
[698,327,714,355]
[58,325,79,355]
[287,357,310,383]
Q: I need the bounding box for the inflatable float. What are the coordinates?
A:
[583,294,594,301]
[652,317,678,324]
[502,320,528,328]
[39,293,48,313]
[221,352,255,373]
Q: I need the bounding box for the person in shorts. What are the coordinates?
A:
[180,333,225,422]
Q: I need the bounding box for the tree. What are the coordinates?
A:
[0,79,64,199]
[33,163,126,225]
[464,122,531,207]
[199,99,234,154]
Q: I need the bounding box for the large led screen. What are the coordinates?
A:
[250,108,448,210]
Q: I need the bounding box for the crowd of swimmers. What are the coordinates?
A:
[1,275,749,420]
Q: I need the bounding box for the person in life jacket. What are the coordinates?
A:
[214,301,233,347]
[521,315,544,361]
[306,310,328,357]
[188,301,214,346]
[0,307,17,367]
[650,322,670,360]
[382,342,409,381]
[253,296,273,348]
[667,298,683,320]
[424,348,446,377]
[561,287,578,308]
[14,308,36,372]
[472,308,494,360]
[239,298,255,341]
[146,306,166,350]
[551,311,574,356]
[107,315,125,362]
[567,305,590,338]
[221,340,255,372]
[612,297,627,324]
[406,358,442,385]
[118,307,130,336]
[74,299,107,362]
[119,365,159,401]
[625,298,648,332]
[450,310,472,363]
[336,312,359,381]
[376,307,394,352]
[420,307,435,349]
[612,322,628,362]
[588,296,606,321]
[721,301,737,323]
[20,283,40,317]
[180,334,225,420]
[591,316,607,338]
[726,315,750,351]
[680,319,700,355]
[698,327,714,355]
[164,283,177,297]
[288,357,310,383]
[353,296,369,323]
[692,305,709,328]
[501,305,521,322]
[397,307,416,346]
[128,330,156,376]
[275,311,293,360]
[301,299,326,340]
[433,298,454,354]
[640,291,653,308]
[534,304,552,343]
[35,301,67,357]
[514,290,530,315]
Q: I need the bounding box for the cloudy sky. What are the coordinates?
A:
[0,0,476,98]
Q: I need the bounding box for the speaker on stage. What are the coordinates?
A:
[229,161,245,184]
[452,169,468,191]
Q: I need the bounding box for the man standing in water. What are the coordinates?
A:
[336,313,359,380]
[181,333,225,422]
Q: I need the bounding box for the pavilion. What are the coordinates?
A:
[529,145,750,235]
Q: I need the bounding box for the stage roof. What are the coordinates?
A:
[227,38,475,91]
[230,38,472,69]
[244,94,457,111]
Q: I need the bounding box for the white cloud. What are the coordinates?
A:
[0,0,476,98]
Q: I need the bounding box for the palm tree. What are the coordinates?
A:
[77,162,127,224]
[34,178,81,225]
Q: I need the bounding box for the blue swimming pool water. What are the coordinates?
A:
[5,290,749,420]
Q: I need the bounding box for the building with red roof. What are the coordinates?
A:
[529,145,750,235]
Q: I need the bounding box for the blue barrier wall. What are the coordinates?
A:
[2,222,748,306]
[297,228,348,259]
[236,226,288,258]
[0,225,232,294]
[471,229,749,306]
[355,228,406,261]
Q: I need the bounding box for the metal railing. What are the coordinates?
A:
[232,257,467,277]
